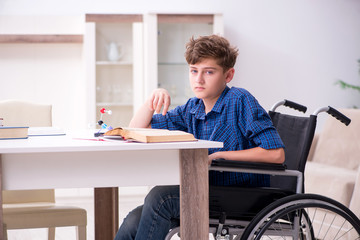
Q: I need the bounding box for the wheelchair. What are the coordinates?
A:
[165,100,360,240]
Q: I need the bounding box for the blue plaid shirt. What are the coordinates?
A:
[151,86,284,187]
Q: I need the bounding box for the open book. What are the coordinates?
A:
[104,127,196,143]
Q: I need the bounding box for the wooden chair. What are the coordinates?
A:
[0,99,87,240]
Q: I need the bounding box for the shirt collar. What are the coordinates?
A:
[190,86,230,119]
[190,100,206,120]
[212,86,230,113]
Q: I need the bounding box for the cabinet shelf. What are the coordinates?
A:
[96,61,132,66]
[0,34,83,43]
[86,14,143,23]
[158,62,188,66]
[96,102,132,107]
[157,14,214,24]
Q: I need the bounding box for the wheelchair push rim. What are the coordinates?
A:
[241,193,360,240]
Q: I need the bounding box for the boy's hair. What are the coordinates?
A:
[185,34,239,72]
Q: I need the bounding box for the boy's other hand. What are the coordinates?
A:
[148,88,171,115]
[208,152,221,165]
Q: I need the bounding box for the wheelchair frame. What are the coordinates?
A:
[165,100,360,240]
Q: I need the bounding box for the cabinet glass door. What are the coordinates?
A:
[85,14,143,129]
[95,22,134,127]
[157,15,220,108]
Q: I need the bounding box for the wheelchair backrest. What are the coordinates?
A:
[268,111,317,192]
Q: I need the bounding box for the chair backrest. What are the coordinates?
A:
[0,99,55,204]
[3,189,55,204]
[268,111,317,192]
[0,99,52,127]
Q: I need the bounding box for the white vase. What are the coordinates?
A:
[106,42,123,62]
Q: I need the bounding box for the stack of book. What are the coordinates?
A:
[0,126,29,140]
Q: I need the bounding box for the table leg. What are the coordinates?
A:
[0,155,4,240]
[94,187,119,240]
[179,149,209,240]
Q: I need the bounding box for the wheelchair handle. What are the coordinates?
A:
[313,106,351,126]
[270,99,307,113]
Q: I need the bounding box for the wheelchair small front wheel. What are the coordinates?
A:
[241,193,360,240]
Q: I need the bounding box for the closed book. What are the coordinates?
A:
[0,126,29,140]
[104,127,196,143]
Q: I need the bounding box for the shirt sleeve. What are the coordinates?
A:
[151,104,188,131]
[238,93,284,150]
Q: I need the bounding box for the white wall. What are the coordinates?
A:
[227,1,360,119]
[1,0,359,130]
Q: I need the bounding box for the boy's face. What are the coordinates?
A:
[189,58,234,103]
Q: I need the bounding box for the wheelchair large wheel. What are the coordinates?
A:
[241,194,360,240]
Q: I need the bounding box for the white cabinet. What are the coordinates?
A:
[85,13,223,128]
[84,14,144,128]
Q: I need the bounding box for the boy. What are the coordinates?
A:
[114,35,285,240]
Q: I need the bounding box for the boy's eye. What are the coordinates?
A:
[190,69,198,74]
[206,71,213,74]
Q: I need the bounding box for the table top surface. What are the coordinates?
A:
[0,130,223,154]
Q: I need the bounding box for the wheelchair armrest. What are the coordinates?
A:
[209,158,303,193]
[210,158,286,171]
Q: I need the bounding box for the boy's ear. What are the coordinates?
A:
[225,68,235,84]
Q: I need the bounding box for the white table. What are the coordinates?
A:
[0,132,223,240]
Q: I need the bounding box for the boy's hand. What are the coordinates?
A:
[208,152,221,165]
[129,88,170,128]
[148,88,171,115]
